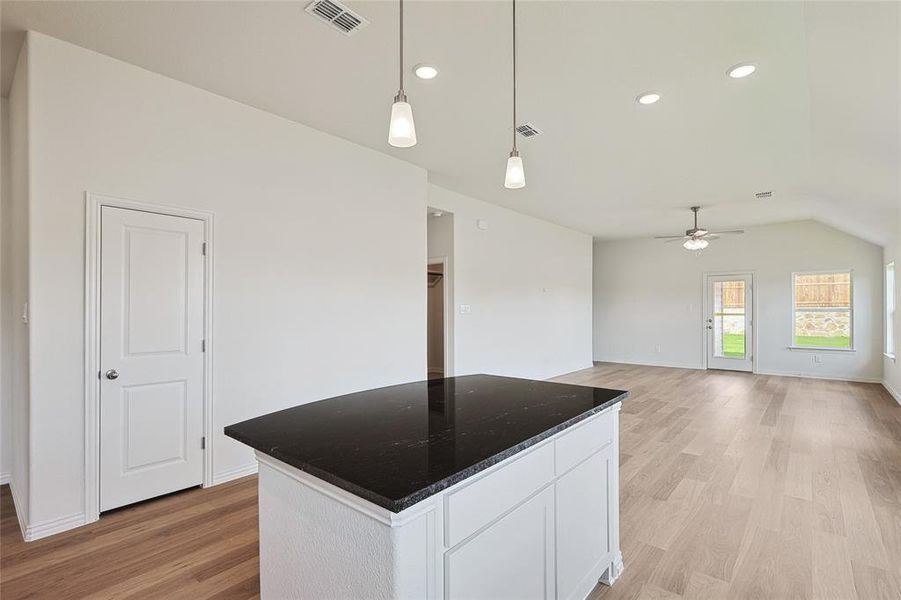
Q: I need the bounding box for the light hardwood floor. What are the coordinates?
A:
[2,362,900,599]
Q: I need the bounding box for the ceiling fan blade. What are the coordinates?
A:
[664,237,689,243]
[653,235,688,240]
[707,230,744,235]
[705,235,720,241]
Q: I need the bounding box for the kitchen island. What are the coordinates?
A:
[225,374,627,600]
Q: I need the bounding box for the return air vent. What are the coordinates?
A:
[754,190,774,199]
[306,0,370,36]
[515,123,543,138]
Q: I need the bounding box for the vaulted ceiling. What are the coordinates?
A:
[2,1,898,244]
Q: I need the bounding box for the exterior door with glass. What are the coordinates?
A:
[706,274,753,372]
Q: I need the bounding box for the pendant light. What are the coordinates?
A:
[504,0,525,189]
[388,0,417,148]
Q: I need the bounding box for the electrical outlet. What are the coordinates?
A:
[655,344,662,353]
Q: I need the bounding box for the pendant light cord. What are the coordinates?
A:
[512,0,517,152]
[399,0,405,95]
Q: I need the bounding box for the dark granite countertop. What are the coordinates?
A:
[224,374,627,512]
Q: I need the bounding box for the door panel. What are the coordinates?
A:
[446,486,555,599]
[556,449,612,600]
[706,274,753,372]
[100,206,205,512]
[122,380,188,473]
[123,227,189,355]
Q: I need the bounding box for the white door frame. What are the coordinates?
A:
[84,192,215,523]
[702,271,757,373]
[427,256,451,376]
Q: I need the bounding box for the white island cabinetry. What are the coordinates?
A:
[255,402,622,600]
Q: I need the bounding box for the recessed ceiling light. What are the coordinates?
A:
[414,64,439,80]
[636,92,661,105]
[728,63,757,79]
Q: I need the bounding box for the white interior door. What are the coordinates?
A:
[705,274,753,372]
[100,206,205,511]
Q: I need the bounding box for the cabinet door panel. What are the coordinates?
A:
[556,448,612,600]
[446,486,555,600]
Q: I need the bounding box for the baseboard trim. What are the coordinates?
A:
[754,369,882,384]
[8,478,28,541]
[551,363,598,378]
[211,462,258,486]
[23,512,87,542]
[0,472,9,485]
[593,359,705,371]
[882,380,901,406]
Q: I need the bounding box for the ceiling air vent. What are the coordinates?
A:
[306,0,370,36]
[754,190,774,199]
[515,123,543,138]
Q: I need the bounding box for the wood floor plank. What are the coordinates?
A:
[1,362,898,600]
[851,560,901,600]
[812,529,859,600]
[774,496,813,600]
[682,571,730,600]
[727,526,781,599]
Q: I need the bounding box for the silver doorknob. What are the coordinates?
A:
[105,369,119,380]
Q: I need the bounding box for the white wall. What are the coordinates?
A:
[1,97,10,483]
[4,43,31,528]
[19,32,427,530]
[429,184,594,380]
[593,220,884,381]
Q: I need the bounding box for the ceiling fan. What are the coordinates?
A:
[654,206,744,250]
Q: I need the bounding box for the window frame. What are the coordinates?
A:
[886,262,895,359]
[790,269,854,352]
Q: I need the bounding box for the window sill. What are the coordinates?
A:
[788,346,855,353]
[885,353,896,362]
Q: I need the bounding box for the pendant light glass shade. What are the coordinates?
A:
[388,95,417,148]
[683,238,709,250]
[504,151,525,189]
[388,0,416,148]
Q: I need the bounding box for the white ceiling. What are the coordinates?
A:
[2,1,898,244]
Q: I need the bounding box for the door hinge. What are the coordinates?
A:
[201,339,206,352]
[201,436,206,450]
[201,242,207,256]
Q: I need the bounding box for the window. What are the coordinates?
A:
[792,271,852,349]
[887,262,895,357]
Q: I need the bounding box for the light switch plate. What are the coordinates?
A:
[460,304,472,314]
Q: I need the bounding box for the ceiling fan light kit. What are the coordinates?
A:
[683,238,709,250]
